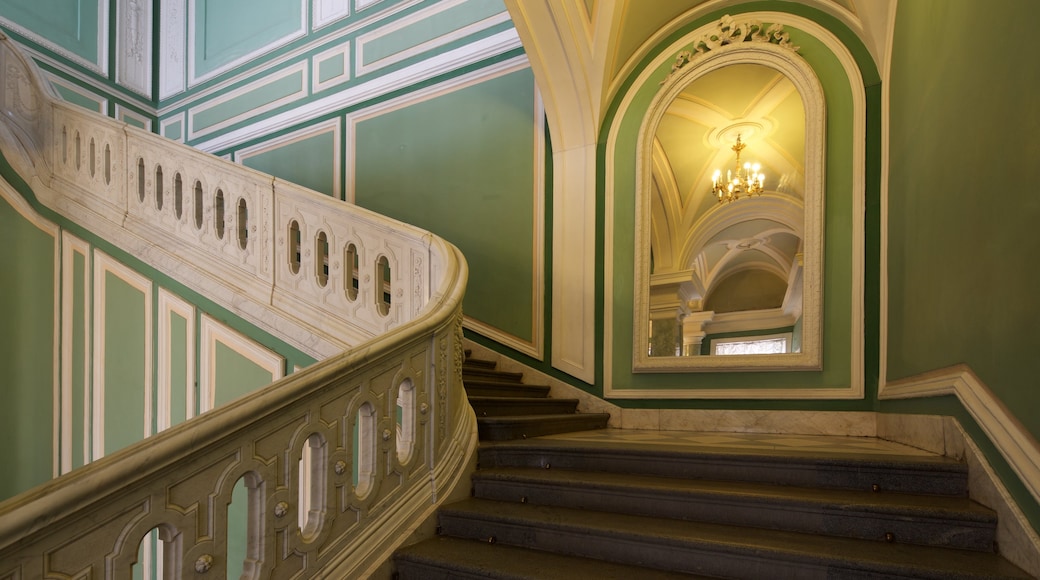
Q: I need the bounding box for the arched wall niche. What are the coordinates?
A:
[603,10,870,399]
[632,37,826,372]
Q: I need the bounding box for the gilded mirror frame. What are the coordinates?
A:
[632,41,826,372]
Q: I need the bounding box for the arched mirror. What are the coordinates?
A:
[633,40,824,372]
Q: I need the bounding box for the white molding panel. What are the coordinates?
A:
[157,289,195,428]
[192,29,521,152]
[45,74,108,114]
[354,0,511,77]
[91,251,153,460]
[115,0,153,98]
[880,365,1040,516]
[0,178,62,476]
[198,314,285,413]
[311,41,352,93]
[159,113,186,142]
[0,1,109,76]
[115,104,152,131]
[235,117,342,199]
[187,0,308,86]
[159,0,188,100]
[187,61,309,140]
[59,233,91,475]
[314,0,350,29]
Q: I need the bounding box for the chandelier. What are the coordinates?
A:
[711,135,765,203]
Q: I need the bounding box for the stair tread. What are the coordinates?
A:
[395,536,709,580]
[473,467,996,520]
[440,498,1031,578]
[481,433,965,469]
[476,413,612,425]
[468,396,580,404]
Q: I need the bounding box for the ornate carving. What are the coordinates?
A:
[661,15,799,85]
[274,501,289,518]
[195,554,214,573]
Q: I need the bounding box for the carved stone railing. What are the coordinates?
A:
[0,33,474,577]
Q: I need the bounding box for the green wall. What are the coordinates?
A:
[0,194,55,500]
[355,68,537,343]
[886,0,1040,441]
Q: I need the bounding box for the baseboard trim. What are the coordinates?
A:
[880,364,1040,515]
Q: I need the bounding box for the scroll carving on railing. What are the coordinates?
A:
[0,33,474,579]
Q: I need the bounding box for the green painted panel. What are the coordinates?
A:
[122,114,147,130]
[363,0,506,65]
[71,251,86,469]
[163,119,183,141]
[51,83,104,113]
[0,194,55,501]
[887,0,1040,440]
[191,71,304,133]
[355,68,536,341]
[103,272,147,455]
[213,341,274,407]
[194,0,303,78]
[0,0,101,65]
[318,53,345,84]
[169,312,188,427]
[609,23,857,392]
[241,131,336,196]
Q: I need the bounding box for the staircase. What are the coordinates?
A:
[393,357,1032,579]
[462,352,610,441]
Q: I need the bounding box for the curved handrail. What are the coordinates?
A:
[0,32,474,578]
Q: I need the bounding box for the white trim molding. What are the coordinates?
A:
[91,251,154,460]
[157,289,196,428]
[198,314,285,413]
[59,233,91,475]
[880,365,1040,513]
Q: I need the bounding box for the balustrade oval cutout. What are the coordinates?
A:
[396,379,416,464]
[316,231,329,287]
[103,144,111,184]
[354,403,376,498]
[344,243,359,301]
[174,173,184,219]
[214,190,225,239]
[137,158,145,202]
[155,166,164,211]
[74,132,81,170]
[237,198,248,249]
[288,220,301,274]
[61,127,67,164]
[193,181,204,230]
[88,138,96,177]
[298,433,327,542]
[376,256,391,316]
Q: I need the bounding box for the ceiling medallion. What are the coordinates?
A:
[661,15,800,85]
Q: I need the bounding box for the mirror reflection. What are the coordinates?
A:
[646,63,806,358]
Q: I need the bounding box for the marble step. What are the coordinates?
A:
[461,357,498,370]
[394,536,710,580]
[478,437,970,496]
[462,367,524,383]
[469,396,580,417]
[477,413,611,441]
[472,467,996,551]
[436,498,1031,579]
[463,380,551,398]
